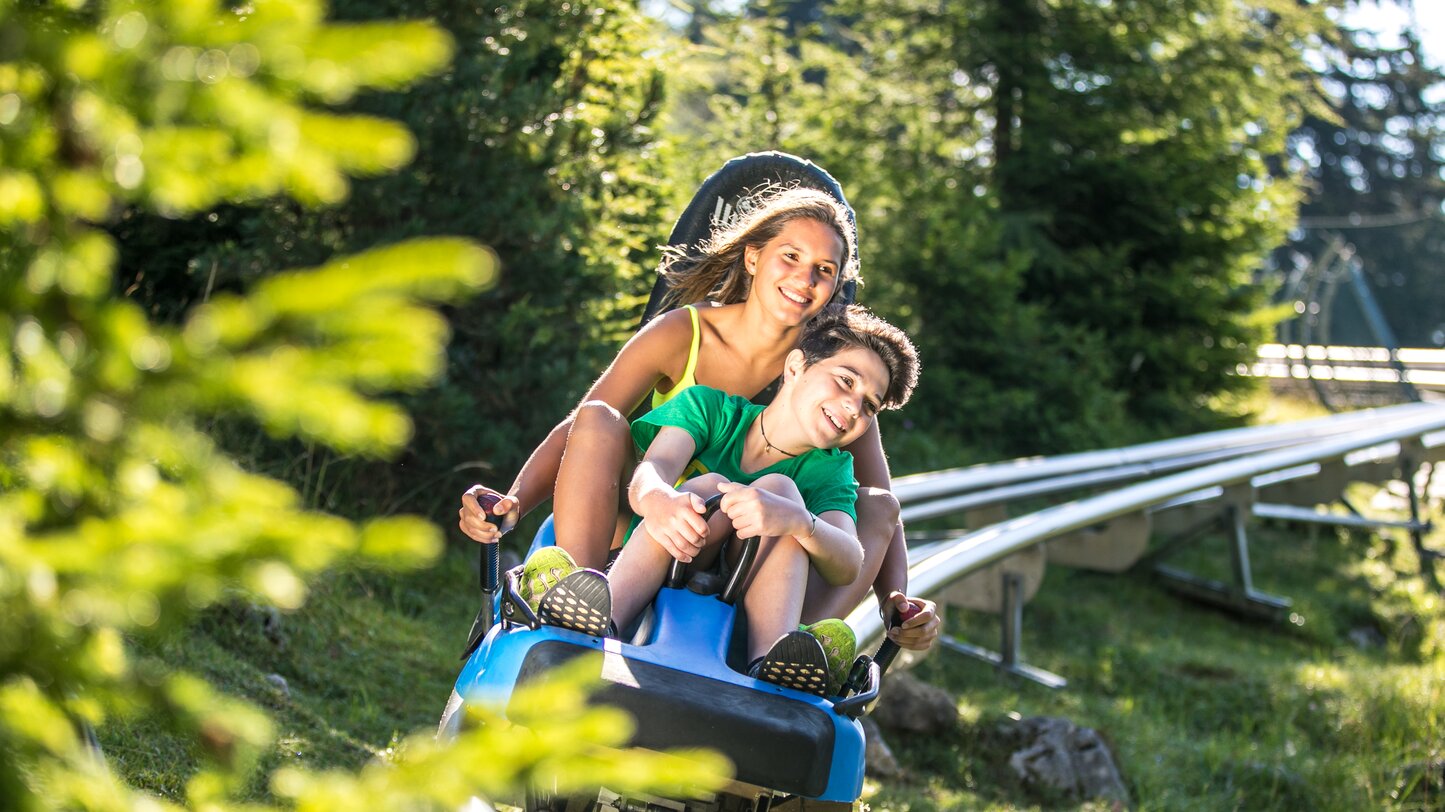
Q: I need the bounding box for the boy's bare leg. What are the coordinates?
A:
[735,477,815,662]
[553,400,634,570]
[608,474,728,631]
[801,487,900,622]
[740,534,811,663]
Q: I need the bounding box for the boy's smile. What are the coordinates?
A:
[769,346,890,453]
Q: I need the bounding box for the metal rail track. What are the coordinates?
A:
[850,404,1445,685]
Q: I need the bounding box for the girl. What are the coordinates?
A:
[458,186,939,651]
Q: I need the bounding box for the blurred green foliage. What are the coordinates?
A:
[0,1,724,808]
[110,0,675,524]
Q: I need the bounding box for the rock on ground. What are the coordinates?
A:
[871,672,959,734]
[265,673,290,699]
[859,716,902,778]
[1001,716,1130,807]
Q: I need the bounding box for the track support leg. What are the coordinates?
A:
[1401,445,1443,590]
[1153,487,1293,622]
[938,571,1066,689]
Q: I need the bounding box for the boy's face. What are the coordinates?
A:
[784,346,890,450]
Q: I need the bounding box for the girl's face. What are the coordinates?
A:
[781,346,889,450]
[743,218,844,325]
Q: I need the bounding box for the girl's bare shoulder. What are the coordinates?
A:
[631,306,698,353]
[588,308,695,405]
[691,300,744,332]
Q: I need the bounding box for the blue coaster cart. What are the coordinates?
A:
[439,154,901,812]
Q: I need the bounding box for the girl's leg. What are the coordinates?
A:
[552,400,635,570]
[800,487,900,623]
[608,474,729,631]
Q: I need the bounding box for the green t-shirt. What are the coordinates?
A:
[631,385,858,522]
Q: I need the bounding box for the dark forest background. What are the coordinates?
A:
[114,0,1444,526]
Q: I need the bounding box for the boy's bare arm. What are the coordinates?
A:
[806,510,865,587]
[629,427,711,562]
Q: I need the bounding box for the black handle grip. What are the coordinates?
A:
[834,618,902,698]
[872,638,901,673]
[481,541,500,594]
[720,536,758,605]
[833,658,880,717]
[461,492,508,660]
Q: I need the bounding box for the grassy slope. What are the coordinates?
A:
[869,510,1444,811]
[101,554,480,800]
[103,500,1443,810]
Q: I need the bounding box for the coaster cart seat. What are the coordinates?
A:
[439,154,899,812]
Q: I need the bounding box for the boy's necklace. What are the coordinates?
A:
[759,411,800,458]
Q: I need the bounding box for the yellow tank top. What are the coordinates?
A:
[651,304,701,409]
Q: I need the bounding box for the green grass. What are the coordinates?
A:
[100,552,482,801]
[102,496,1443,810]
[864,510,1444,811]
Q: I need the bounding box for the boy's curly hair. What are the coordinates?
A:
[798,304,919,409]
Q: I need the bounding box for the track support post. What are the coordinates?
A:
[938,570,1067,690]
[1400,442,1442,589]
[1153,485,1293,621]
[1250,443,1440,589]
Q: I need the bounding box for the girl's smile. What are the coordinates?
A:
[746,218,844,323]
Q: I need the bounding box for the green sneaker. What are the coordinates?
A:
[518,547,578,612]
[802,618,856,696]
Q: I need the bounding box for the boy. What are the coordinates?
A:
[522,304,919,696]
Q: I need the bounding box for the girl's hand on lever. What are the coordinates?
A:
[459,485,519,543]
[883,591,940,651]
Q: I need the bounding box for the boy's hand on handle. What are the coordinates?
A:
[715,480,809,541]
[883,591,940,651]
[459,485,518,543]
[642,489,710,563]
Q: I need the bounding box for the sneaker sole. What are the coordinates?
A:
[537,569,612,637]
[755,630,830,697]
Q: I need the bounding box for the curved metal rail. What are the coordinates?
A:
[899,403,1444,527]
[851,405,1445,653]
[894,401,1437,508]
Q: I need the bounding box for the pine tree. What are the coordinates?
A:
[668,0,1338,453]
[0,2,723,807]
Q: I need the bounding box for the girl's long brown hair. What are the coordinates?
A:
[657,186,859,310]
